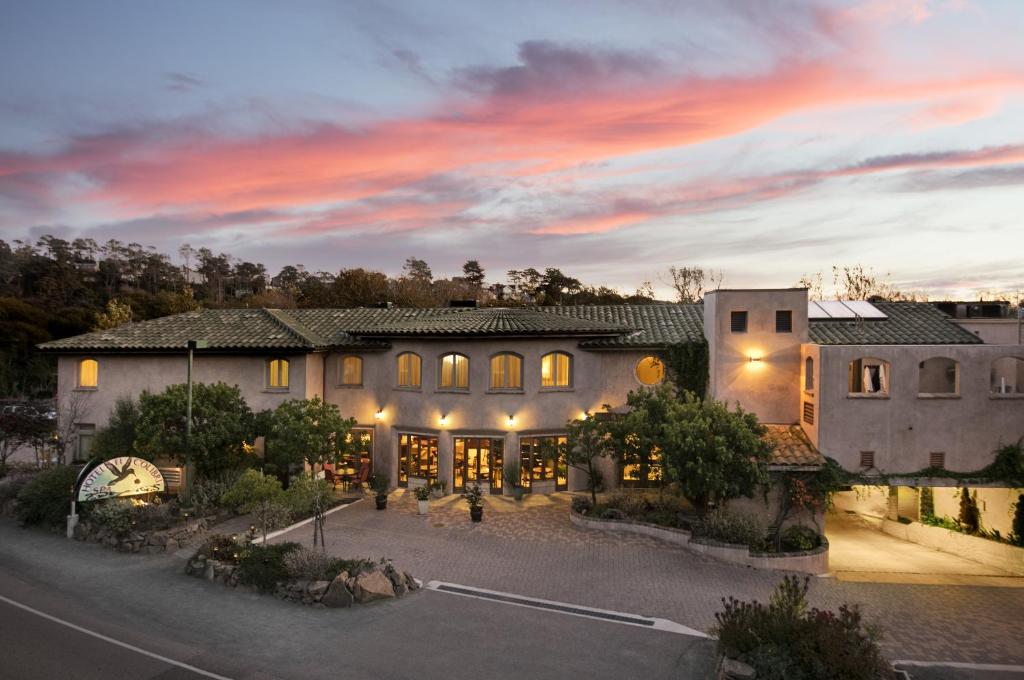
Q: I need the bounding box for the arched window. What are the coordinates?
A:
[541,351,572,388]
[490,352,523,390]
[78,358,99,389]
[438,353,469,390]
[919,357,959,395]
[635,356,664,386]
[267,358,289,389]
[991,356,1024,395]
[340,355,362,386]
[804,357,814,391]
[848,358,889,395]
[396,352,421,388]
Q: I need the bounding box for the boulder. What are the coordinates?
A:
[203,560,219,581]
[141,545,163,555]
[722,658,756,680]
[164,538,179,553]
[404,572,419,591]
[321,574,354,608]
[307,580,330,601]
[147,532,168,547]
[354,570,396,603]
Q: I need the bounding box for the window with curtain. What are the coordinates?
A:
[78,358,99,388]
[396,352,421,388]
[489,352,522,390]
[540,352,572,388]
[340,355,362,386]
[439,353,469,390]
[267,358,289,389]
[848,358,889,395]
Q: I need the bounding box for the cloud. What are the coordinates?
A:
[164,72,205,93]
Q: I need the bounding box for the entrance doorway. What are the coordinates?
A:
[398,434,438,487]
[453,437,503,493]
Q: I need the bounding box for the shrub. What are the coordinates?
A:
[284,475,333,517]
[413,485,431,501]
[189,475,232,516]
[0,472,34,504]
[284,546,335,581]
[329,557,375,579]
[220,469,283,513]
[199,534,244,564]
[88,499,136,537]
[16,465,77,528]
[571,496,593,514]
[919,486,935,519]
[693,510,766,551]
[957,486,981,534]
[780,525,820,552]
[603,490,650,518]
[714,575,895,680]
[237,542,301,591]
[1012,494,1024,547]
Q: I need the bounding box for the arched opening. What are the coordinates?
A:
[991,356,1024,394]
[438,353,469,390]
[919,357,959,395]
[848,358,889,395]
[804,357,814,391]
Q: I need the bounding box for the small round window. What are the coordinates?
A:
[635,356,665,385]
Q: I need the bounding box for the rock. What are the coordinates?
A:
[147,532,168,546]
[600,508,627,520]
[321,574,354,608]
[353,570,396,604]
[404,572,419,590]
[312,602,326,609]
[203,560,218,581]
[307,580,330,600]
[164,538,179,553]
[722,658,756,680]
[292,579,309,594]
[141,545,163,555]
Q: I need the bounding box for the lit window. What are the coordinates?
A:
[340,355,362,386]
[267,358,289,389]
[490,353,522,390]
[396,352,421,388]
[541,352,572,388]
[439,353,469,390]
[519,436,568,491]
[635,356,664,385]
[78,359,99,388]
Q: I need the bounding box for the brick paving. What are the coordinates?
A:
[275,489,1024,665]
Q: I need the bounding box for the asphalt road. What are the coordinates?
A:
[0,521,717,680]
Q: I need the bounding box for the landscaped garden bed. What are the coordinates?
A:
[571,493,829,575]
[72,498,207,553]
[185,534,418,608]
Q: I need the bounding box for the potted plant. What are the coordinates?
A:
[414,484,430,514]
[463,483,484,522]
[504,459,525,501]
[369,473,389,510]
[429,480,447,499]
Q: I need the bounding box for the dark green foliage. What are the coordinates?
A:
[134,382,257,477]
[237,542,302,591]
[570,496,593,514]
[15,465,78,528]
[780,525,821,552]
[1012,495,1024,546]
[658,340,709,399]
[564,412,614,504]
[919,486,935,519]
[266,397,356,474]
[693,510,767,551]
[90,397,141,460]
[369,473,389,499]
[957,486,981,534]
[199,534,244,564]
[983,440,1024,486]
[714,576,895,680]
[220,469,283,513]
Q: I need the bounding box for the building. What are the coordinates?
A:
[38,289,1023,525]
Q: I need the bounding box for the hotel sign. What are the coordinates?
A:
[77,457,165,501]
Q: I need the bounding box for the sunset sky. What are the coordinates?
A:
[1,0,1022,298]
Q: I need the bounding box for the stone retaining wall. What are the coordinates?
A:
[881,518,1024,575]
[73,518,207,554]
[570,510,830,575]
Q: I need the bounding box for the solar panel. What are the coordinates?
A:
[841,300,888,319]
[817,300,857,319]
[807,301,830,319]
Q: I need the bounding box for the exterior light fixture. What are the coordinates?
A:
[507,414,516,427]
[439,414,449,427]
[581,411,590,421]
[374,408,384,421]
[748,356,763,363]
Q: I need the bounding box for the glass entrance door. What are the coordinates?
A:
[453,437,503,493]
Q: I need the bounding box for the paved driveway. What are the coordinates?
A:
[276,489,1024,666]
[826,511,1022,587]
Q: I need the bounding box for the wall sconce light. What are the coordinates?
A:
[580,410,590,421]
[748,356,763,363]
[374,408,384,421]
[506,414,516,427]
[439,414,449,427]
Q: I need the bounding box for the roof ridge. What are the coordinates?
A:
[262,308,328,348]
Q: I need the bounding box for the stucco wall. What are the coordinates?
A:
[704,289,809,425]
[931,486,1024,538]
[816,344,1024,473]
[955,319,1022,345]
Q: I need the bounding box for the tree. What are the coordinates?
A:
[461,260,485,288]
[609,385,772,515]
[54,390,92,465]
[665,266,723,303]
[957,486,981,534]
[267,397,356,477]
[92,298,134,330]
[134,382,257,478]
[402,257,432,283]
[565,412,614,504]
[286,474,333,548]
[0,407,51,472]
[1011,494,1024,547]
[90,397,141,460]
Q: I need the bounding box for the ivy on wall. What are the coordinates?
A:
[850,440,1024,488]
[659,340,709,400]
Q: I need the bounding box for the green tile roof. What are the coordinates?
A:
[39,300,980,353]
[807,302,982,345]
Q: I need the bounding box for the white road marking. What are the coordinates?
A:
[265,497,362,541]
[425,580,709,638]
[0,593,234,680]
[894,660,1024,672]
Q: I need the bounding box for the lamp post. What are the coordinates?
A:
[184,339,208,501]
